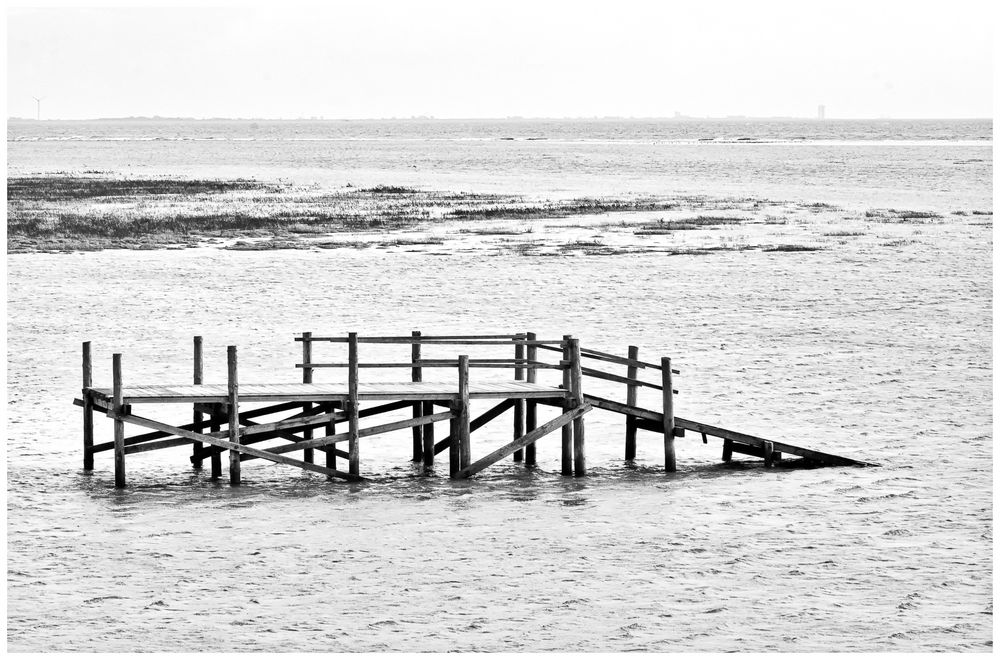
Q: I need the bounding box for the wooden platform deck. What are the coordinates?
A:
[87,381,565,404]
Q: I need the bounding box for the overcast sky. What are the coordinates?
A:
[6,0,994,120]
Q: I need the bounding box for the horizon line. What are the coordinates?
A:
[7,115,994,123]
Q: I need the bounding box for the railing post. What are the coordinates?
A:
[624,345,639,461]
[570,338,586,477]
[411,330,424,462]
[112,353,125,488]
[661,357,676,472]
[348,332,360,479]
[228,346,241,486]
[561,335,573,476]
[192,336,204,469]
[301,332,314,465]
[525,331,538,466]
[513,339,525,462]
[82,341,94,470]
[458,355,471,474]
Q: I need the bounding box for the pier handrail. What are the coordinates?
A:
[296,360,565,370]
[296,332,571,379]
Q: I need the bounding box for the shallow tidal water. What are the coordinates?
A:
[7,218,992,650]
[7,118,993,651]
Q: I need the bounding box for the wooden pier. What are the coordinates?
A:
[75,333,874,488]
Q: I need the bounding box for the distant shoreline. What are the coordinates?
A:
[7,173,989,255]
[7,116,994,123]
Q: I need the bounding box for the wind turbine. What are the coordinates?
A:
[32,96,44,121]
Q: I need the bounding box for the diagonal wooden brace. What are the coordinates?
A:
[456,404,592,479]
[432,399,515,455]
[115,411,356,480]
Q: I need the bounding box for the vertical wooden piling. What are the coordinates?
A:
[227,346,241,486]
[82,341,94,470]
[569,338,586,477]
[348,332,360,479]
[561,335,573,476]
[325,416,337,477]
[513,340,525,462]
[662,357,676,472]
[422,400,435,467]
[191,336,204,469]
[411,331,424,462]
[301,332,314,465]
[763,441,775,468]
[449,403,460,476]
[722,439,733,463]
[525,332,538,466]
[624,345,639,461]
[112,353,125,488]
[458,355,471,472]
[210,403,222,479]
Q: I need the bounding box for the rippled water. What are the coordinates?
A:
[6,119,993,651]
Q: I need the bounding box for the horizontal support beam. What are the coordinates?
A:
[193,400,310,417]
[456,404,592,478]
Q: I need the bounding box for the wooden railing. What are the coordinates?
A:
[293,331,680,471]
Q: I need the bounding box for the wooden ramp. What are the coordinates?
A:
[582,394,873,467]
[76,331,876,489]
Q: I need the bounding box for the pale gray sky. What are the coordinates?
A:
[6,0,994,119]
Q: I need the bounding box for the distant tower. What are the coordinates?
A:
[817,104,826,120]
[32,96,44,121]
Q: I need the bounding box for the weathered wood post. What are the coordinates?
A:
[722,438,733,463]
[82,341,94,470]
[422,397,435,467]
[525,331,538,466]
[227,345,241,486]
[325,413,337,478]
[624,345,639,461]
[569,338,586,477]
[411,330,424,462]
[301,332,314,465]
[210,403,222,479]
[191,336,204,469]
[763,441,775,468]
[513,339,525,462]
[661,357,676,472]
[458,355,471,473]
[561,335,574,475]
[348,332,361,479]
[112,353,125,488]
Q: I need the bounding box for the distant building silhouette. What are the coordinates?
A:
[817,104,826,120]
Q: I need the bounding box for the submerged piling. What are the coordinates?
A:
[662,357,676,472]
[227,346,240,486]
[192,336,204,469]
[112,353,125,488]
[82,341,94,471]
